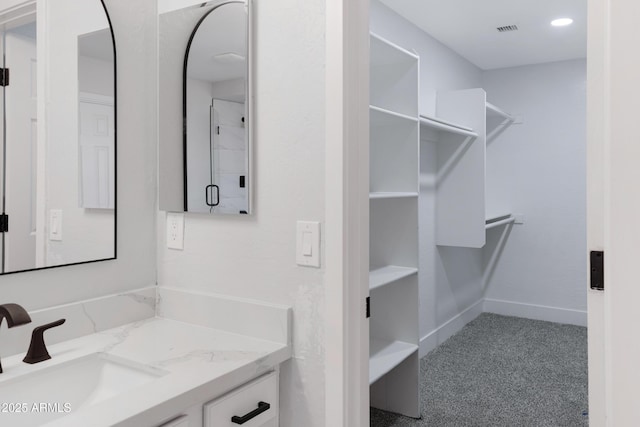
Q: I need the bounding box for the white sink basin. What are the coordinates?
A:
[0,353,168,426]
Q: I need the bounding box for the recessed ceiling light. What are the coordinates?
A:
[551,18,573,27]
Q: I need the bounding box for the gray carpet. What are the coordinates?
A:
[371,313,588,427]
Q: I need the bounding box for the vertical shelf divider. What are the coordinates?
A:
[368,32,420,418]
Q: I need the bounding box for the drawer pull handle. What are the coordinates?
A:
[231,401,271,424]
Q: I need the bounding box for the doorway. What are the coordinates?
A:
[366,0,589,424]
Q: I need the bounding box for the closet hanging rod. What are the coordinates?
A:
[486,102,515,122]
[485,215,515,230]
[419,115,478,138]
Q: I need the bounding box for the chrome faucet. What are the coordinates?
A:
[0,303,32,373]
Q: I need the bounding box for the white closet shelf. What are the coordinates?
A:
[369,192,418,200]
[419,114,477,138]
[485,214,515,229]
[370,105,419,125]
[486,102,514,122]
[369,338,418,385]
[370,32,419,66]
[369,265,418,291]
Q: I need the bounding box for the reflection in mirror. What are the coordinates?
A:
[185,1,249,214]
[0,0,115,274]
[158,0,250,215]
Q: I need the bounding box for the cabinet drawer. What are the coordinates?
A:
[204,372,278,427]
[159,415,189,427]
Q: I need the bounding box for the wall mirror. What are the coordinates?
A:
[0,0,116,274]
[158,0,252,215]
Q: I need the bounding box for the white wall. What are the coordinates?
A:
[79,55,114,96]
[157,0,326,426]
[370,0,486,354]
[482,59,587,324]
[0,0,156,316]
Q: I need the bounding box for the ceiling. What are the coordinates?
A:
[378,0,587,70]
[186,3,246,83]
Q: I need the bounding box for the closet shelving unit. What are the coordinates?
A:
[427,88,516,248]
[368,32,420,418]
[485,101,516,230]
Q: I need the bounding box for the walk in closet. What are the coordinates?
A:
[368,0,587,420]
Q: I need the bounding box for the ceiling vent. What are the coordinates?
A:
[496,25,519,33]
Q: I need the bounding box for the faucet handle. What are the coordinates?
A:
[22,319,66,364]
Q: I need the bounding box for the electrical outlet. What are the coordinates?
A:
[166,213,184,250]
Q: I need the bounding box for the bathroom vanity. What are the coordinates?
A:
[0,289,292,427]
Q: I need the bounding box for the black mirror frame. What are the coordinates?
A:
[0,0,117,275]
[182,0,251,214]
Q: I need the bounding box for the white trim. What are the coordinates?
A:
[325,0,370,425]
[585,0,608,423]
[246,0,254,215]
[419,299,483,357]
[419,298,588,359]
[0,0,35,27]
[484,298,587,327]
[79,92,114,106]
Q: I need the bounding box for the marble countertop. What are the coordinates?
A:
[0,317,291,427]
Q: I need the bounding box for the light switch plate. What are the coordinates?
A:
[297,221,320,267]
[49,209,62,241]
[166,213,184,250]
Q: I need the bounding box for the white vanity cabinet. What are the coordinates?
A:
[160,415,190,427]
[204,371,278,426]
[158,371,279,427]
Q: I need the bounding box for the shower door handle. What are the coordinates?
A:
[205,184,220,207]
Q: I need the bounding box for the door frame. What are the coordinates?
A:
[590,0,640,424]
[329,0,617,425]
[586,0,606,424]
[325,0,370,426]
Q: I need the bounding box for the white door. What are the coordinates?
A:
[4,30,37,272]
[587,0,640,425]
[79,94,115,210]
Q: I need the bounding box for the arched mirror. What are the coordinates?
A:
[183,1,251,215]
[0,0,116,274]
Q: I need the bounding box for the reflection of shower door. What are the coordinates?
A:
[211,99,247,214]
[4,31,37,272]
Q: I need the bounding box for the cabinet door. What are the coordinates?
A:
[204,372,278,427]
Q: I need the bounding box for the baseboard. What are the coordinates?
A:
[483,298,587,327]
[419,299,484,357]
